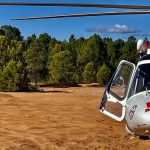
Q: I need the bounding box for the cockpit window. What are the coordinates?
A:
[128,63,150,98]
[110,63,134,100]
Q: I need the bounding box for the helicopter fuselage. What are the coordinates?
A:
[125,56,150,136]
[126,93,150,136]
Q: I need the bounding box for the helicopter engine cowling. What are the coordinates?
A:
[137,39,150,54]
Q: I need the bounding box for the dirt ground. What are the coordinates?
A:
[0,85,150,150]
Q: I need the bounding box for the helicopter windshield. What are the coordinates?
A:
[128,63,150,98]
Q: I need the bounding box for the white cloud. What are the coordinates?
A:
[86,24,141,34]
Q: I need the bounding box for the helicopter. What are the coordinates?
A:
[1,1,150,139]
[100,38,150,139]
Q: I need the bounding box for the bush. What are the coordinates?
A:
[0,60,30,91]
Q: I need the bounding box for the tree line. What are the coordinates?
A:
[0,25,139,91]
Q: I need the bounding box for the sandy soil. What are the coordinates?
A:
[0,85,149,150]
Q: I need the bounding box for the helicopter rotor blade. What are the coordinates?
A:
[12,10,150,20]
[0,2,150,9]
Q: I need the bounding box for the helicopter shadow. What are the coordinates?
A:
[139,136,150,140]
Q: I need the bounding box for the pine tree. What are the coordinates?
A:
[82,62,96,83]
[49,50,76,85]
[97,64,111,85]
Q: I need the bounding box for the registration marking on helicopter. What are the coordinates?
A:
[129,105,137,120]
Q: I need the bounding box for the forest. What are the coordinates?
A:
[0,25,139,91]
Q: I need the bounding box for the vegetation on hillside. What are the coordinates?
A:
[0,25,139,91]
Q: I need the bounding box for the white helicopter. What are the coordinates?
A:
[100,38,150,139]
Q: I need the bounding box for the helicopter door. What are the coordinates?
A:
[99,60,135,121]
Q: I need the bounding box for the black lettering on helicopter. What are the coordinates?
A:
[129,105,137,120]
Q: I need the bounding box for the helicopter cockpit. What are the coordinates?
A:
[128,56,150,98]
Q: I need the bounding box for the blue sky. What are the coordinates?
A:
[0,0,150,40]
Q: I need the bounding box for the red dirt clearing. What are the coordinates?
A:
[0,85,149,150]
